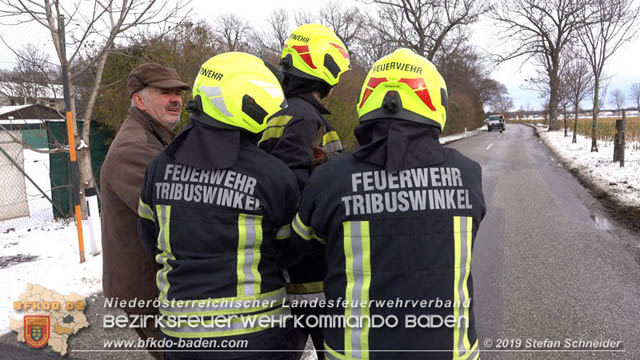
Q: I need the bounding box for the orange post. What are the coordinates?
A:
[66,111,85,263]
[60,14,85,263]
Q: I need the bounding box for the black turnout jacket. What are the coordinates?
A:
[138,118,299,358]
[292,119,486,360]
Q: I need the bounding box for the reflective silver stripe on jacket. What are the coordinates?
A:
[159,287,286,316]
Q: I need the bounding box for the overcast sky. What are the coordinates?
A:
[1,0,638,111]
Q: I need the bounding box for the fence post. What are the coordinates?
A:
[613,111,626,167]
[85,187,101,256]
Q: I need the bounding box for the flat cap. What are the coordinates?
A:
[127,62,191,98]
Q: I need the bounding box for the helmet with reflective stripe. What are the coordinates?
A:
[192,52,286,134]
[357,48,448,131]
[280,24,351,86]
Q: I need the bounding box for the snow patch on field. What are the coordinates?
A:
[539,130,640,207]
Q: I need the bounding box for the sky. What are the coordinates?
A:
[0,0,639,111]
[470,16,640,111]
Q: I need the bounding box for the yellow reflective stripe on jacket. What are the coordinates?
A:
[160,305,289,339]
[324,341,347,360]
[343,221,371,360]
[138,199,155,222]
[237,214,263,297]
[322,130,340,146]
[285,281,323,294]
[275,224,290,240]
[159,287,287,316]
[321,130,343,153]
[155,205,173,298]
[258,115,293,144]
[292,213,325,243]
[453,216,473,359]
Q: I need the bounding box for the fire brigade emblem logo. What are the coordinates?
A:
[24,315,50,348]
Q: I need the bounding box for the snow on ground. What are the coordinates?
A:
[440,126,483,144]
[0,219,102,335]
[539,129,640,208]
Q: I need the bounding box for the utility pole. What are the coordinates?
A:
[59,15,85,263]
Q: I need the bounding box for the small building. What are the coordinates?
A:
[0,82,66,111]
[0,103,63,121]
[0,103,112,229]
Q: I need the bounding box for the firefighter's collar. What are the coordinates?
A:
[165,119,239,170]
[353,119,445,171]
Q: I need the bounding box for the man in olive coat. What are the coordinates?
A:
[100,63,190,358]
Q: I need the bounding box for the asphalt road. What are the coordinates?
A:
[1,124,638,359]
[449,124,640,359]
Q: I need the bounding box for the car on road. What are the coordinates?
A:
[486,114,505,132]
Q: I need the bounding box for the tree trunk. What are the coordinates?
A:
[563,108,568,137]
[79,50,109,187]
[591,81,599,152]
[76,50,110,219]
[572,112,578,143]
[548,75,559,131]
[67,78,88,218]
[77,148,92,218]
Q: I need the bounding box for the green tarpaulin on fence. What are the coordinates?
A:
[47,121,113,218]
[21,129,49,149]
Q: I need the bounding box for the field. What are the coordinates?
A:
[508,117,640,142]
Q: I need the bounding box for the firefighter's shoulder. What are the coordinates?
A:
[443,147,482,174]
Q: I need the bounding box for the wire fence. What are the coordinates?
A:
[0,116,113,234]
[0,134,65,233]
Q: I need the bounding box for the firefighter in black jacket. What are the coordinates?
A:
[258,24,351,358]
[138,52,299,360]
[259,23,350,188]
[291,48,486,360]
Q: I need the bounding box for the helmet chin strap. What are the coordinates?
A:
[186,99,201,114]
[382,91,401,114]
[279,55,292,71]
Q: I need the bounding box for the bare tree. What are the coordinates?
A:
[319,2,365,49]
[488,83,514,114]
[557,47,580,137]
[293,9,317,26]
[369,0,486,60]
[563,56,593,143]
[248,9,290,60]
[0,45,70,155]
[213,13,251,52]
[522,53,556,103]
[610,89,625,113]
[577,0,639,151]
[475,78,503,108]
[354,11,397,67]
[491,0,589,132]
[266,9,290,52]
[0,44,57,104]
[629,82,640,112]
[0,0,191,215]
[559,77,571,137]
